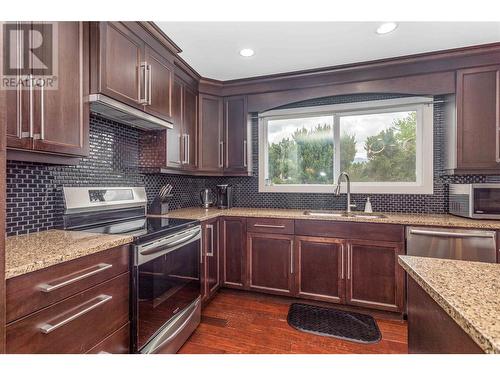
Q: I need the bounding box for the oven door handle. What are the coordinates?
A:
[139,228,201,256]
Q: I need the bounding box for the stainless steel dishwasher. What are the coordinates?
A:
[406,227,497,263]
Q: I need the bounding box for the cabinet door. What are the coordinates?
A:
[144,44,173,122]
[198,94,223,173]
[346,240,404,312]
[456,65,500,170]
[97,22,144,108]
[205,219,220,300]
[32,22,89,156]
[295,236,345,304]
[248,232,294,296]
[166,78,183,169]
[224,95,249,173]
[222,218,247,288]
[183,84,198,169]
[5,22,32,151]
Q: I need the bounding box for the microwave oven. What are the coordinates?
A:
[449,183,500,219]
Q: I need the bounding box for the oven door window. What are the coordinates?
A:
[474,188,500,215]
[137,239,200,350]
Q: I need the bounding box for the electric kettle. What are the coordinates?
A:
[200,188,217,208]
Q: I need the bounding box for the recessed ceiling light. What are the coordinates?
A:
[239,48,255,57]
[376,22,398,35]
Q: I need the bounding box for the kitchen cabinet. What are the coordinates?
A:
[6,244,130,354]
[183,83,198,170]
[201,218,221,302]
[90,22,174,122]
[294,236,345,304]
[224,95,250,174]
[221,217,247,288]
[6,22,89,159]
[198,94,224,173]
[345,240,405,312]
[247,232,294,296]
[446,65,500,173]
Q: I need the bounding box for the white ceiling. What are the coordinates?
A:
[155,22,500,81]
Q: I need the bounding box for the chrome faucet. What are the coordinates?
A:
[334,172,356,213]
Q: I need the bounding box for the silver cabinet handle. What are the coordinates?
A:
[290,240,294,275]
[206,224,214,257]
[186,134,190,165]
[347,244,351,280]
[181,134,187,164]
[38,79,45,140]
[225,101,229,168]
[408,229,495,239]
[147,64,152,106]
[38,263,113,292]
[341,243,345,280]
[40,294,112,334]
[253,224,285,229]
[139,62,148,104]
[219,141,224,168]
[243,140,248,167]
[29,74,34,138]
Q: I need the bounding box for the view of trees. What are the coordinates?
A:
[268,112,417,185]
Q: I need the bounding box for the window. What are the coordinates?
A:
[259,97,434,194]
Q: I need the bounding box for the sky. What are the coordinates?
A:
[267,111,413,161]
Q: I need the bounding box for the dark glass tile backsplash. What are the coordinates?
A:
[5,94,494,236]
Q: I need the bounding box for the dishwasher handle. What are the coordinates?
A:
[408,229,495,239]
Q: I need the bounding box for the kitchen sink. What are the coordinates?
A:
[302,210,386,219]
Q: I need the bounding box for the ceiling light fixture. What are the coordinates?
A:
[376,22,398,35]
[239,48,255,57]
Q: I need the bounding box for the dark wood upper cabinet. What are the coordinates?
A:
[91,22,143,108]
[247,232,294,296]
[345,240,404,312]
[294,236,344,304]
[198,94,223,173]
[143,44,173,121]
[454,65,500,171]
[183,84,198,170]
[6,22,89,159]
[224,95,250,174]
[222,217,247,288]
[166,78,184,169]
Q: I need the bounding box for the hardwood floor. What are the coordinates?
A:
[179,289,408,354]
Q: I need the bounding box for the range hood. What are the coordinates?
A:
[88,94,173,130]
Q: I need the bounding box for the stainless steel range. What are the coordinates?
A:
[62,186,202,354]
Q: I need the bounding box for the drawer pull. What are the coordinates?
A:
[253,224,286,229]
[38,263,113,293]
[40,294,112,334]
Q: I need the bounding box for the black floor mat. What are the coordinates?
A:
[287,303,382,344]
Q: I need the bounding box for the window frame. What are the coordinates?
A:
[258,97,434,194]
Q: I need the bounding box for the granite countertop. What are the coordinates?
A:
[158,207,500,229]
[5,230,134,279]
[399,255,500,354]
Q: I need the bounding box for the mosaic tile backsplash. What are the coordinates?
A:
[5,93,497,236]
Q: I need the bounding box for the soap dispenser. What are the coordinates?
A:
[364,197,373,213]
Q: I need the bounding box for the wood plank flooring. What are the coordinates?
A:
[179,289,408,354]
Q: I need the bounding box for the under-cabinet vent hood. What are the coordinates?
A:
[88,94,173,130]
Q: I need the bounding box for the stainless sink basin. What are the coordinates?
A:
[303,210,386,219]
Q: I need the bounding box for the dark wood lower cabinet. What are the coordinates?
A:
[346,240,405,312]
[407,278,483,353]
[222,217,247,288]
[294,236,344,303]
[86,322,130,354]
[248,232,294,296]
[202,218,221,302]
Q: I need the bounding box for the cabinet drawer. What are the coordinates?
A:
[295,220,404,242]
[247,218,294,234]
[6,244,130,323]
[6,272,129,354]
[87,322,130,354]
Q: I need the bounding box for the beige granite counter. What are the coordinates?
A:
[399,255,500,354]
[158,207,500,229]
[5,230,134,279]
